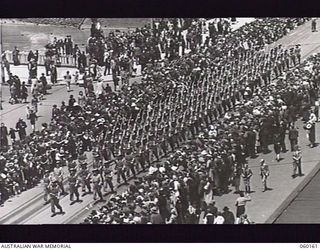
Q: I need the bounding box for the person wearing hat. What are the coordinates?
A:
[242,164,253,194]
[102,162,115,193]
[222,206,235,224]
[50,62,58,84]
[307,110,317,148]
[294,44,301,65]
[52,165,67,196]
[273,131,282,162]
[92,168,104,202]
[0,123,8,151]
[15,118,27,141]
[64,71,72,92]
[289,47,296,67]
[78,163,92,196]
[150,206,164,224]
[115,156,128,185]
[288,125,299,152]
[260,159,270,192]
[68,168,82,204]
[42,171,51,205]
[48,180,65,217]
[292,145,303,178]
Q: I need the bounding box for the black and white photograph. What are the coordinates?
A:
[0,15,320,230]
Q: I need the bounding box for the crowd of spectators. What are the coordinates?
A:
[0,18,316,225]
[79,17,317,224]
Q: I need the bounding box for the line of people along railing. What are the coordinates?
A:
[4,50,83,68]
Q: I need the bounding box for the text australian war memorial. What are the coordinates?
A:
[0,17,320,224]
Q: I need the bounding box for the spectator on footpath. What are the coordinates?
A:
[50,63,58,84]
[64,71,72,92]
[0,123,9,151]
[222,206,235,224]
[242,164,253,194]
[306,110,317,148]
[28,109,38,132]
[260,159,270,192]
[235,191,251,224]
[15,118,27,140]
[40,73,48,95]
[289,125,299,152]
[9,128,16,145]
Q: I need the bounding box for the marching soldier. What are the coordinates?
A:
[42,170,51,205]
[91,168,104,202]
[125,154,137,178]
[48,180,65,217]
[78,162,92,196]
[115,156,128,185]
[102,162,115,193]
[52,164,67,196]
[68,168,82,204]
[260,159,270,192]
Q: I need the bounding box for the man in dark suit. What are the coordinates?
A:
[0,123,8,151]
[288,125,299,152]
[50,63,58,84]
[222,206,235,224]
[246,130,256,158]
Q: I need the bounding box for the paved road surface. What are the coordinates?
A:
[274,162,320,223]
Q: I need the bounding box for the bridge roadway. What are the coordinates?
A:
[1,18,320,224]
[274,162,320,223]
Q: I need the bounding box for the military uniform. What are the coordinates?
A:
[48,182,64,216]
[53,166,66,195]
[292,148,302,178]
[43,173,51,204]
[92,169,104,201]
[242,166,253,193]
[260,164,270,192]
[102,164,115,193]
[78,165,92,195]
[68,171,80,202]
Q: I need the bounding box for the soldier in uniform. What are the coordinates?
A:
[260,159,270,192]
[68,168,81,204]
[102,162,115,193]
[52,164,67,195]
[241,164,253,194]
[48,180,65,217]
[91,168,104,202]
[115,156,128,185]
[292,145,303,178]
[42,170,51,205]
[78,162,92,196]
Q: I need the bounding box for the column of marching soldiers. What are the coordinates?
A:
[44,41,302,218]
